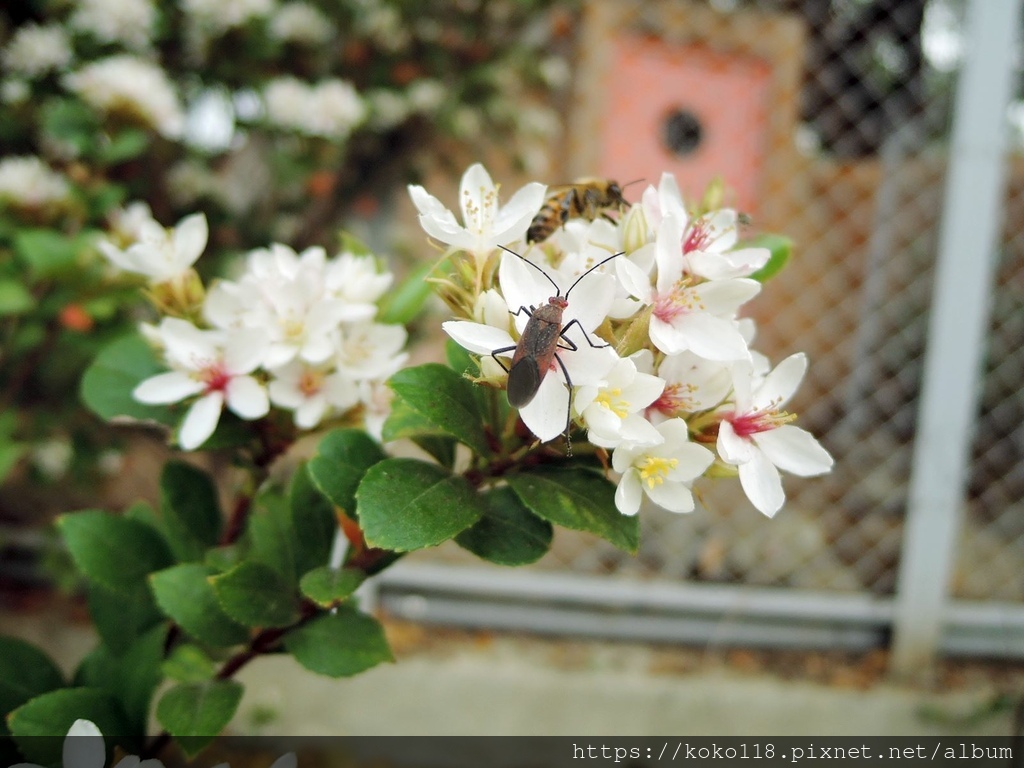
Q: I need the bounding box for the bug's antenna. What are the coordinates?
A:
[564,251,625,300]
[499,244,560,296]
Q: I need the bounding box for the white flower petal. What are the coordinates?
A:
[224,328,269,374]
[443,321,515,357]
[491,181,547,242]
[179,391,224,450]
[696,278,761,315]
[134,371,204,404]
[459,162,496,231]
[754,425,833,477]
[738,447,785,517]
[226,375,270,419]
[673,313,750,361]
[753,352,807,410]
[518,371,570,442]
[717,420,754,465]
[614,469,642,516]
[173,212,208,267]
[64,720,105,768]
[647,479,695,513]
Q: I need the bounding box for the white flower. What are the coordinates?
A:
[10,719,164,768]
[268,360,359,429]
[646,351,733,422]
[408,163,546,257]
[612,418,714,516]
[406,79,446,113]
[99,212,208,282]
[31,438,74,481]
[69,0,157,51]
[0,156,70,208]
[182,0,275,32]
[574,356,664,448]
[204,244,380,368]
[443,249,619,442]
[618,217,760,361]
[269,2,333,44]
[133,318,270,450]
[1,24,72,78]
[263,77,365,139]
[63,55,185,138]
[334,323,409,381]
[717,354,834,517]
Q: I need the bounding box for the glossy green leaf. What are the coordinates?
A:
[72,625,167,740]
[210,561,301,628]
[87,581,164,655]
[387,364,490,454]
[745,233,793,282]
[290,461,339,573]
[506,468,638,553]
[356,458,485,551]
[155,680,243,757]
[378,258,440,325]
[307,428,386,516]
[299,566,365,608]
[284,607,392,678]
[0,279,33,316]
[381,396,448,443]
[160,461,222,559]
[99,128,150,164]
[149,564,250,647]
[456,486,553,565]
[162,644,216,683]
[59,510,173,594]
[246,493,297,583]
[9,688,130,763]
[0,636,65,733]
[80,334,176,425]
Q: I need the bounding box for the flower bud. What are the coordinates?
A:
[620,203,649,254]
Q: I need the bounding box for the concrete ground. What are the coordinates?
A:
[2,601,1016,737]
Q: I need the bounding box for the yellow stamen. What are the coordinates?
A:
[638,456,679,489]
[596,387,629,419]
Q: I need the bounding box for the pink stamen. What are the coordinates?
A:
[683,223,711,254]
[199,362,231,393]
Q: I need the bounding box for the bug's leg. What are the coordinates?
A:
[560,318,610,349]
[553,352,574,457]
[555,334,578,353]
[490,345,517,373]
[509,304,535,319]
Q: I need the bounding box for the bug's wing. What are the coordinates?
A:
[506,356,542,407]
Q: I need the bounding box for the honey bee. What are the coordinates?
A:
[526,178,629,244]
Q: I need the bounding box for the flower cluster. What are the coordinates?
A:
[98,205,406,450]
[412,164,833,518]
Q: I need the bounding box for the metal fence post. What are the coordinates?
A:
[890,0,1021,678]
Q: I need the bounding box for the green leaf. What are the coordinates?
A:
[745,233,793,282]
[378,259,440,325]
[456,486,553,565]
[506,468,638,553]
[149,564,250,647]
[0,438,28,486]
[307,428,386,515]
[0,279,34,316]
[9,688,130,763]
[0,636,65,733]
[284,607,392,678]
[160,461,222,560]
[290,461,338,574]
[80,334,176,425]
[155,680,243,757]
[246,493,297,583]
[356,458,486,551]
[162,644,216,683]
[13,229,80,279]
[99,129,150,164]
[59,510,173,594]
[410,435,457,468]
[210,561,301,628]
[87,581,164,655]
[40,97,102,157]
[381,396,448,443]
[299,566,364,608]
[388,364,490,454]
[73,625,167,742]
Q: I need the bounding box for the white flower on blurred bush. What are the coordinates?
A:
[30,437,74,481]
[612,419,714,516]
[269,2,334,44]
[1,23,72,78]
[405,79,446,113]
[263,77,365,140]
[134,318,270,450]
[408,163,546,258]
[717,354,834,517]
[12,719,165,768]
[268,360,359,429]
[574,355,664,449]
[1,79,30,105]
[63,55,185,138]
[99,211,208,283]
[69,0,157,51]
[0,156,70,208]
[182,0,276,33]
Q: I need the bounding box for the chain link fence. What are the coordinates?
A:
[391,0,1024,659]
